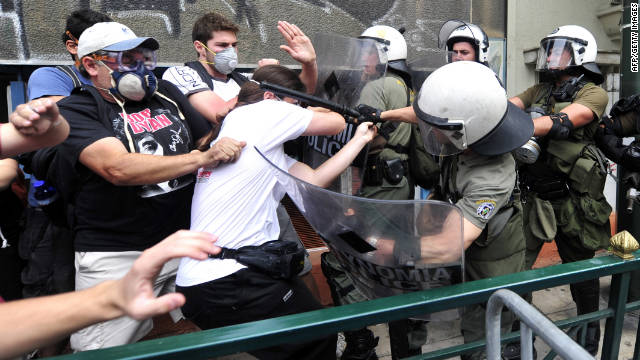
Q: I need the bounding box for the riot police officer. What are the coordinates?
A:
[380,60,532,360]
[510,25,610,355]
[595,94,640,305]
[440,20,491,65]
[321,25,437,360]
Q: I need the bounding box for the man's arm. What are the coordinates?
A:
[418,215,482,263]
[79,136,245,186]
[289,122,375,187]
[162,66,235,125]
[530,103,596,137]
[301,107,346,136]
[2,99,70,159]
[0,230,220,359]
[187,90,236,125]
[277,21,317,93]
[0,158,18,190]
[380,106,419,124]
[509,96,525,110]
[374,212,481,264]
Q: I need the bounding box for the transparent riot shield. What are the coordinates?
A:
[302,33,388,194]
[257,148,464,320]
[407,57,439,93]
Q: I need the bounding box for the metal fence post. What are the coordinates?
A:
[602,271,631,360]
[486,289,594,360]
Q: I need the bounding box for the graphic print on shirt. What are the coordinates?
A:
[111,106,193,198]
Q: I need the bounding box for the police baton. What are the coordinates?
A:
[259,81,363,123]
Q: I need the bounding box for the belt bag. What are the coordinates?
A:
[211,240,305,280]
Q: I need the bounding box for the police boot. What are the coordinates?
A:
[579,323,601,356]
[571,280,600,355]
[502,340,537,360]
[341,328,379,360]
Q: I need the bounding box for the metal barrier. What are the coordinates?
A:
[486,289,593,360]
[53,253,640,360]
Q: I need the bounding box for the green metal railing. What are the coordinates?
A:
[54,252,640,360]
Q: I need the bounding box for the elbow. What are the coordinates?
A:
[103,164,133,186]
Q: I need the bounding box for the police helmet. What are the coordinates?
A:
[360,25,411,80]
[438,20,489,64]
[536,25,603,84]
[413,61,533,156]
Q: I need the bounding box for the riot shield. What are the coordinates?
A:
[257,148,464,320]
[302,33,388,194]
[406,57,439,98]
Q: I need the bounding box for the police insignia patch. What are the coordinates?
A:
[476,201,496,220]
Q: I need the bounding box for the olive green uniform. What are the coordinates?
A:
[359,73,416,199]
[439,151,526,353]
[516,81,609,352]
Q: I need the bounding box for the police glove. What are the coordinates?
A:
[547,112,573,140]
[600,115,623,137]
[595,125,626,164]
[356,104,381,124]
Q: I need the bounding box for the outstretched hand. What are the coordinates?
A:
[354,122,377,143]
[10,98,62,136]
[277,21,316,66]
[113,230,220,320]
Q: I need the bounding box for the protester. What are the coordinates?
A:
[163,12,317,124]
[50,21,243,351]
[17,16,113,357]
[0,230,220,360]
[164,10,318,285]
[1,99,70,158]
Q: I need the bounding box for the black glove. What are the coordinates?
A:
[356,104,381,124]
[547,112,574,140]
[595,125,626,164]
[600,115,623,137]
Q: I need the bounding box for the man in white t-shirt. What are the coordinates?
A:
[162,11,318,125]
[174,66,376,359]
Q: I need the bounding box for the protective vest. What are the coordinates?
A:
[439,156,525,264]
[530,82,609,200]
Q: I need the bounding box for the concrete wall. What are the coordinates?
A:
[0,0,475,68]
[506,0,619,97]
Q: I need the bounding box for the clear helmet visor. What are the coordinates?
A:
[536,38,575,71]
[413,99,468,156]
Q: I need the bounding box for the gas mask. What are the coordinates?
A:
[104,62,158,102]
[199,41,238,75]
[512,107,545,164]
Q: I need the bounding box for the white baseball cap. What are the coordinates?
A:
[77,22,159,59]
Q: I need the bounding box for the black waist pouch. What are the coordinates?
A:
[211,240,305,280]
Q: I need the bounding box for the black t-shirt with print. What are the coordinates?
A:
[57,80,211,252]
